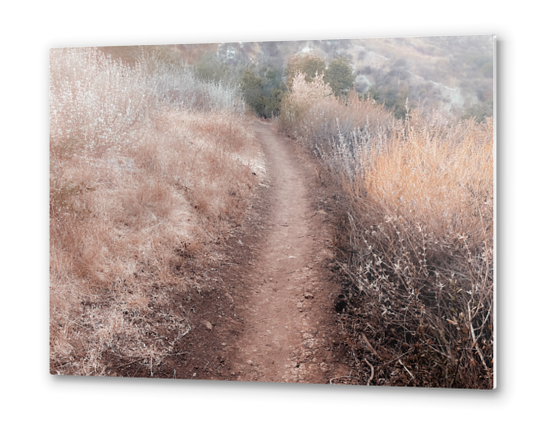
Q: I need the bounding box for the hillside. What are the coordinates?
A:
[140,36,494,119]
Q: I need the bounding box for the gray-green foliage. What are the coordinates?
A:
[324,56,356,97]
[461,99,493,123]
[240,65,286,118]
[285,52,326,88]
[194,51,241,86]
[192,51,287,118]
[367,85,412,119]
[285,53,356,98]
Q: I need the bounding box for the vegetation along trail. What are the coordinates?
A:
[50,42,493,387]
[221,121,350,383]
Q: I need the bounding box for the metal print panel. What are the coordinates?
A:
[50,36,495,388]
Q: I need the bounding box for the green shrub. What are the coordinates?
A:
[285,52,326,88]
[240,65,286,118]
[324,56,356,97]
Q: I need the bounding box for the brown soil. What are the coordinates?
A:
[223,121,352,383]
[115,121,353,383]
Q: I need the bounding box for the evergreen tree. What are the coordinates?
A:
[240,66,286,118]
[285,52,326,88]
[324,56,355,97]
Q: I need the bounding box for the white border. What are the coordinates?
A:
[2,1,540,422]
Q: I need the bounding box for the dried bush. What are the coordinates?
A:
[50,47,262,376]
[280,75,391,151]
[339,115,494,388]
[282,74,494,388]
[279,71,333,135]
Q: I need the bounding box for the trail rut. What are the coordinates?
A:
[223,121,350,383]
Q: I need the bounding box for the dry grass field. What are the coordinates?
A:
[50,47,263,375]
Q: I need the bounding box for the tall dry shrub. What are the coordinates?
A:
[279,71,333,136]
[340,115,494,388]
[282,71,494,388]
[279,73,391,159]
[50,47,262,376]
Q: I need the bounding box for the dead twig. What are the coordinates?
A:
[132,361,143,377]
[329,375,354,385]
[398,359,415,383]
[111,358,142,369]
[381,349,414,366]
[364,359,374,385]
[468,301,489,372]
[361,332,379,358]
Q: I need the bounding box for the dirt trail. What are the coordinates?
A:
[223,121,350,383]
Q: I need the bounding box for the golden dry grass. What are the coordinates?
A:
[360,116,493,240]
[340,115,494,388]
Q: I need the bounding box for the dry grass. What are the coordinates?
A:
[340,114,494,388]
[50,47,263,376]
[282,74,494,388]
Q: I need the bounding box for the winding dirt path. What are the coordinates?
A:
[223,121,350,383]
[97,119,352,382]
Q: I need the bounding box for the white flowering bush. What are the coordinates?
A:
[279,71,332,135]
[50,48,149,156]
[50,48,245,157]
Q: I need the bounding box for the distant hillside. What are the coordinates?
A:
[100,36,494,120]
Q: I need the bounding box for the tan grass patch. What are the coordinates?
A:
[50,47,263,376]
